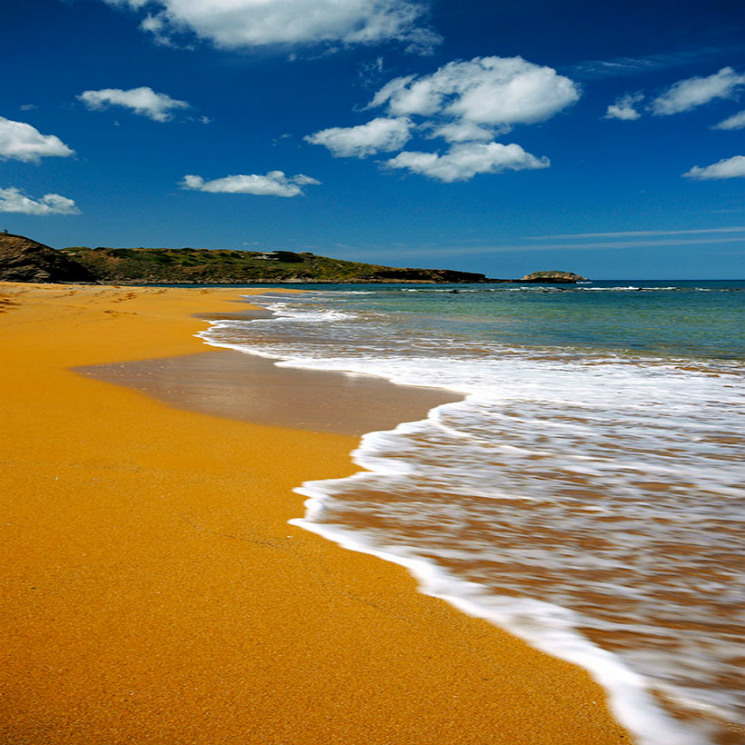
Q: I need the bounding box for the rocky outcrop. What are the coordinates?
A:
[520,271,587,283]
[0,233,98,283]
[360,267,489,283]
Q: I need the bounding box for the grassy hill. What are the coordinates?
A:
[2,234,584,285]
[61,246,492,284]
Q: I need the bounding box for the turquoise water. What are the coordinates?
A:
[255,280,745,360]
[201,279,744,745]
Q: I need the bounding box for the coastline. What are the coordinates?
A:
[0,282,631,744]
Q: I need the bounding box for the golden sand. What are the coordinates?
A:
[0,282,632,744]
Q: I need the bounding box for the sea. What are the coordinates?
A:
[199,279,744,745]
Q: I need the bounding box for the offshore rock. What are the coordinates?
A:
[520,271,587,283]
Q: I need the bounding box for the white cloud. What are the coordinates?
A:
[101,0,440,53]
[385,141,549,182]
[78,86,190,122]
[604,92,644,120]
[305,56,574,182]
[651,67,745,116]
[181,171,320,197]
[712,110,745,130]
[369,56,580,131]
[428,120,497,142]
[0,187,80,215]
[683,155,745,180]
[305,117,412,157]
[0,117,75,163]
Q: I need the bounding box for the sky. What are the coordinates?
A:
[1,0,744,279]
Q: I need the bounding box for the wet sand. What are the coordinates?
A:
[0,282,632,744]
[78,349,464,435]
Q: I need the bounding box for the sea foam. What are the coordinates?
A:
[199,288,745,745]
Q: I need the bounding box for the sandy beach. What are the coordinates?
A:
[0,282,632,745]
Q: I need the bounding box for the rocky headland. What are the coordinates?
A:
[0,233,98,283]
[0,233,586,285]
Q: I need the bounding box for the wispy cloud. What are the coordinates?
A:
[712,110,745,130]
[604,68,745,124]
[484,237,744,255]
[343,234,745,261]
[350,226,745,260]
[528,227,745,240]
[570,47,741,79]
[651,67,745,116]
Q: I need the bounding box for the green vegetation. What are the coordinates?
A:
[61,246,491,284]
[2,234,585,285]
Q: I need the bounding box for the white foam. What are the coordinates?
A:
[197,293,744,745]
[289,506,704,745]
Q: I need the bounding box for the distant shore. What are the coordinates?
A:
[1,232,585,285]
[0,281,628,744]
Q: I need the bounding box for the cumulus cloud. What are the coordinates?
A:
[712,110,745,130]
[78,86,190,122]
[0,187,80,215]
[385,141,549,182]
[368,56,580,133]
[101,0,440,53]
[604,92,644,120]
[305,56,573,182]
[305,117,412,157]
[0,117,75,163]
[181,171,320,197]
[682,154,745,180]
[651,67,745,116]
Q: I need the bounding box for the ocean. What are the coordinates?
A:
[199,280,744,745]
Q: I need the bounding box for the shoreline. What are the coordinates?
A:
[77,348,464,436]
[0,281,631,744]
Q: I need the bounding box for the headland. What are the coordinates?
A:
[0,231,585,285]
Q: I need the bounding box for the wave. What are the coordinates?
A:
[198,293,744,745]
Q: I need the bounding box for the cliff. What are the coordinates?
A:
[0,233,98,283]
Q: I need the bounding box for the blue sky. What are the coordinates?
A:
[1,0,743,278]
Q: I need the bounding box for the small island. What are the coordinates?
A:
[520,271,586,283]
[0,232,586,285]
